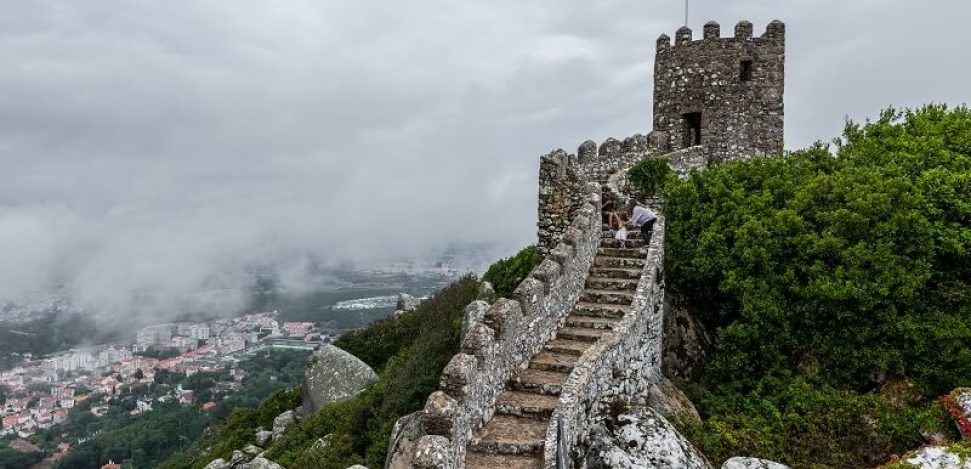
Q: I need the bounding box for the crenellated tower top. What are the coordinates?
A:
[653,20,785,162]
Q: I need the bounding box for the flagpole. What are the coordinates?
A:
[684,0,689,26]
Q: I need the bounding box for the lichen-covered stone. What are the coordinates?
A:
[460,300,489,341]
[255,428,273,447]
[721,457,791,469]
[903,446,971,469]
[587,406,710,469]
[243,445,262,457]
[301,345,378,414]
[385,412,421,469]
[249,457,285,469]
[204,459,229,469]
[272,410,296,440]
[413,435,454,469]
[397,293,420,312]
[662,292,712,381]
[477,282,497,304]
[421,391,457,437]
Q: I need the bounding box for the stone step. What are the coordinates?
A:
[556,326,606,342]
[600,238,647,249]
[579,289,635,306]
[495,390,559,419]
[574,301,629,318]
[585,276,640,291]
[594,256,646,269]
[469,414,547,455]
[528,350,579,373]
[508,368,570,396]
[466,451,543,469]
[588,266,642,280]
[544,338,592,356]
[565,314,621,330]
[597,247,645,258]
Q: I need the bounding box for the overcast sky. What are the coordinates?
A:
[0,0,968,320]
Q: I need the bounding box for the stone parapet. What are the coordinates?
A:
[543,218,666,468]
[402,182,604,468]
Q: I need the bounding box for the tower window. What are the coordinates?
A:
[682,112,702,147]
[740,60,753,82]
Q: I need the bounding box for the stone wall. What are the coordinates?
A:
[410,183,604,468]
[653,20,785,163]
[542,216,666,469]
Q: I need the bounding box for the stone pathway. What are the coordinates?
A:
[464,226,648,469]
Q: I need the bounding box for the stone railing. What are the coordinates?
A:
[542,217,666,469]
[411,182,605,469]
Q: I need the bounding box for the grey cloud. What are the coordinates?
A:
[0,0,968,322]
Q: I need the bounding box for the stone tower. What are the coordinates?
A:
[653,20,785,162]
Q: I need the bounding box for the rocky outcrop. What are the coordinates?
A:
[205,459,230,469]
[272,410,296,440]
[586,406,711,469]
[648,377,701,423]
[255,428,273,447]
[397,293,420,312]
[721,458,790,469]
[662,292,712,381]
[249,457,285,469]
[301,345,378,414]
[385,412,421,469]
[903,446,971,468]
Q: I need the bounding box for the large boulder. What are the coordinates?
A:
[385,411,421,469]
[721,458,790,469]
[301,345,378,414]
[587,406,711,469]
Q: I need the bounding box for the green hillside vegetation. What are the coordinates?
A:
[159,247,539,469]
[660,105,971,467]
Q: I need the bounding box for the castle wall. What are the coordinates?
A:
[543,180,666,469]
[413,184,603,469]
[653,20,785,163]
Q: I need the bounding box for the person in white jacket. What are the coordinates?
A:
[627,202,657,244]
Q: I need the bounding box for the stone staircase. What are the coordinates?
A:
[464,227,648,469]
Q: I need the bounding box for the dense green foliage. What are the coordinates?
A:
[0,446,44,469]
[160,275,479,469]
[664,105,971,467]
[482,245,540,298]
[629,156,676,196]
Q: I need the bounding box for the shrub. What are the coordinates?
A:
[629,156,675,196]
[482,245,540,298]
[666,105,971,467]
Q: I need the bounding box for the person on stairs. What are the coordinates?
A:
[608,210,629,248]
[627,201,657,247]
